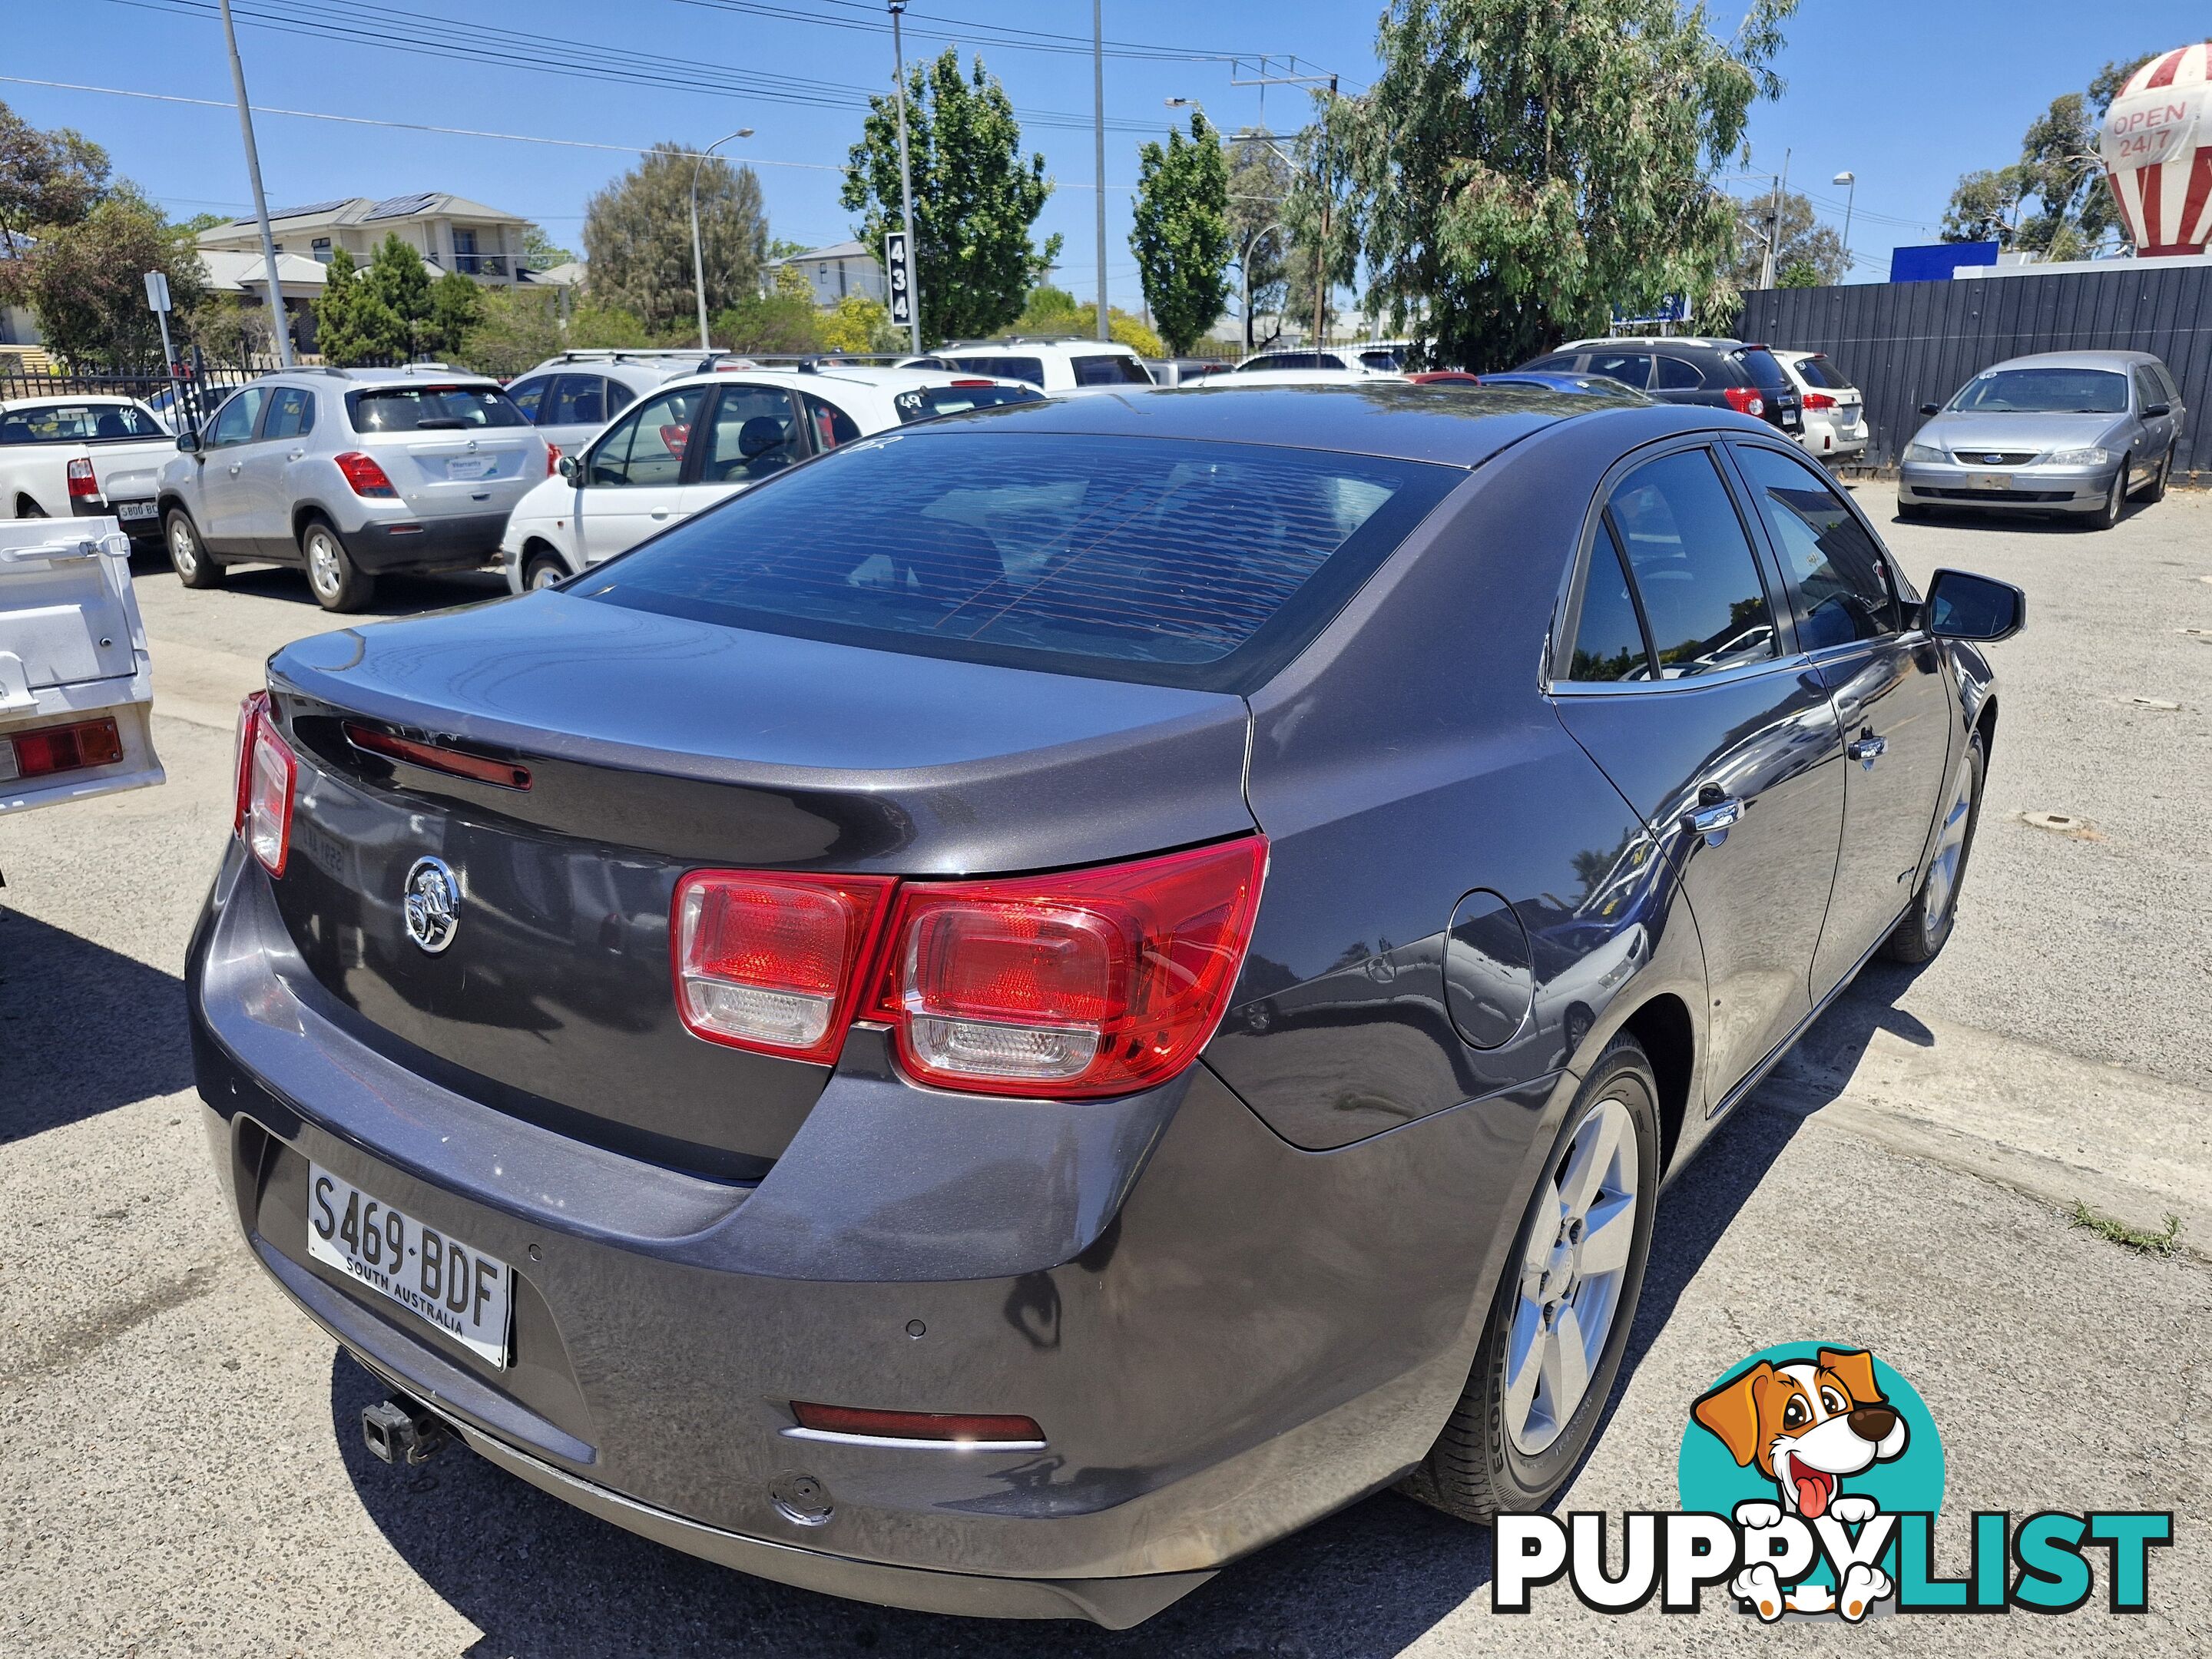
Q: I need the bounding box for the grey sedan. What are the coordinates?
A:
[1899,349,2184,529]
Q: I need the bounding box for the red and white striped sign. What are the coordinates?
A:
[2101,43,2212,255]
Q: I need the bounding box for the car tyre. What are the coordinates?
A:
[17,495,46,518]
[165,507,223,589]
[2145,446,2172,503]
[2084,462,2127,531]
[524,551,570,591]
[1881,727,1985,965]
[302,517,375,612]
[1399,1035,1661,1523]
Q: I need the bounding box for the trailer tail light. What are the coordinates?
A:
[65,457,100,500]
[1721,386,1767,418]
[0,715,122,782]
[674,870,897,1062]
[233,690,295,876]
[868,837,1267,1098]
[333,451,399,498]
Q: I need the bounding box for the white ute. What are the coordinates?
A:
[0,396,179,544]
[0,518,164,834]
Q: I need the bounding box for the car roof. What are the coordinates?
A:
[927,338,1143,356]
[909,380,1710,468]
[0,394,145,409]
[1973,349,2164,371]
[647,364,1028,396]
[265,366,500,390]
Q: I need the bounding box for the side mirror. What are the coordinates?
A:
[175,431,201,455]
[557,451,582,485]
[1919,402,1941,416]
[2144,402,2172,417]
[1924,568,2025,643]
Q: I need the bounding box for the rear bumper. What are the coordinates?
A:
[187,840,1538,1623]
[71,495,163,539]
[345,509,510,572]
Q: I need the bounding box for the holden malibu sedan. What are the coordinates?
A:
[187,386,2022,1626]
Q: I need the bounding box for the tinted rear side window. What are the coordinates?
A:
[1567,522,1654,683]
[1605,449,1777,677]
[893,384,1044,422]
[1071,354,1152,386]
[946,355,1045,387]
[575,431,1460,690]
[348,386,526,431]
[1733,349,1790,390]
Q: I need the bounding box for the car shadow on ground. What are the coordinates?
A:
[124,545,507,618]
[0,908,194,1141]
[1889,502,2152,535]
[323,978,1925,1658]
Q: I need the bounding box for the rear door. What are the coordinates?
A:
[576,384,708,563]
[1549,442,1845,1104]
[1727,439,1953,998]
[1653,353,1729,413]
[1583,349,1654,392]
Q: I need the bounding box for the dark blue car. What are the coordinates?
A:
[188,384,2022,1626]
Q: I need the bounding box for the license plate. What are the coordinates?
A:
[445,456,494,480]
[1781,411,1800,428]
[115,500,157,522]
[306,1162,512,1367]
[1965,472,2013,492]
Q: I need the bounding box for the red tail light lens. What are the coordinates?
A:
[233,691,295,875]
[1803,392,1836,410]
[868,837,1267,1098]
[1721,387,1767,418]
[65,457,99,499]
[333,451,399,498]
[674,871,896,1061]
[0,715,121,781]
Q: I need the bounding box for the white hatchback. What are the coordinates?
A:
[500,365,1042,591]
[1777,349,1868,463]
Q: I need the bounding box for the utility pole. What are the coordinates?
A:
[1313,76,1336,349]
[889,1,922,353]
[1093,0,1109,341]
[690,127,753,353]
[1758,147,1791,290]
[217,0,292,366]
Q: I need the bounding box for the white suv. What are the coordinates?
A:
[903,337,1154,393]
[500,364,1041,591]
[1777,350,1868,464]
[502,349,742,461]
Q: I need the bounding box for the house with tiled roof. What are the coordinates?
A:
[194,193,539,284]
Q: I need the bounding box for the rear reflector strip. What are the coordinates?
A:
[344,723,531,790]
[788,1403,1046,1447]
[0,716,122,782]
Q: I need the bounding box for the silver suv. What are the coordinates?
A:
[157,366,549,611]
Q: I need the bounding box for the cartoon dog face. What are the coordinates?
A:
[1691,1348,1907,1519]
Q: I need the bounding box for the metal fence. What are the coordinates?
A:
[1739,263,2212,477]
[0,353,283,435]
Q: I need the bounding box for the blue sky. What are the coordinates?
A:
[5,1,2204,308]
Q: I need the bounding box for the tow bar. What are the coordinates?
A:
[362,1394,449,1465]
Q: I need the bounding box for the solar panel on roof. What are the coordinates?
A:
[363,193,442,220]
[235,198,351,225]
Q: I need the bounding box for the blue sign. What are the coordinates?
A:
[1889,242,1999,283]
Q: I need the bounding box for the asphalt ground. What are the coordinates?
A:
[2,485,2208,1656]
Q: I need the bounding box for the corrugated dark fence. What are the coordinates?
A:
[1739,264,2212,476]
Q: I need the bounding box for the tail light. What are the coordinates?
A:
[671,839,1267,1095]
[545,441,561,476]
[674,871,897,1061]
[66,457,100,499]
[1721,386,1767,418]
[0,715,122,782]
[1802,392,1836,410]
[233,690,296,876]
[333,451,398,498]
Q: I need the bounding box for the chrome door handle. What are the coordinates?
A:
[1687,797,1743,837]
[227,462,243,475]
[287,448,306,460]
[1849,734,1887,764]
[650,510,670,519]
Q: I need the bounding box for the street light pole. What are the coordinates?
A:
[1093,0,1109,341]
[690,127,755,353]
[1833,170,1857,276]
[889,1,922,354]
[216,0,292,367]
[1312,75,1336,350]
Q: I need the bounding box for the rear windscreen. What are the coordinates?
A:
[0,403,165,443]
[893,384,1045,422]
[573,430,1460,690]
[347,386,527,432]
[1071,354,1153,386]
[945,355,1045,387]
[1791,355,1850,390]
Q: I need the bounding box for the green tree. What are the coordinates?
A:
[1131,110,1232,355]
[424,268,483,357]
[1226,131,1292,350]
[458,287,651,377]
[312,242,409,364]
[1728,189,1847,288]
[364,231,433,354]
[1333,0,1796,371]
[715,290,820,354]
[1283,106,1362,347]
[0,187,206,367]
[818,292,899,353]
[841,48,1061,345]
[521,223,578,271]
[1011,288,1161,354]
[0,101,109,257]
[1943,54,2154,253]
[584,143,766,334]
[1776,259,1820,288]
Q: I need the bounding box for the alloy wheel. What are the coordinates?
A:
[1921,746,1979,926]
[306,528,343,599]
[169,518,198,575]
[1503,1095,1641,1456]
